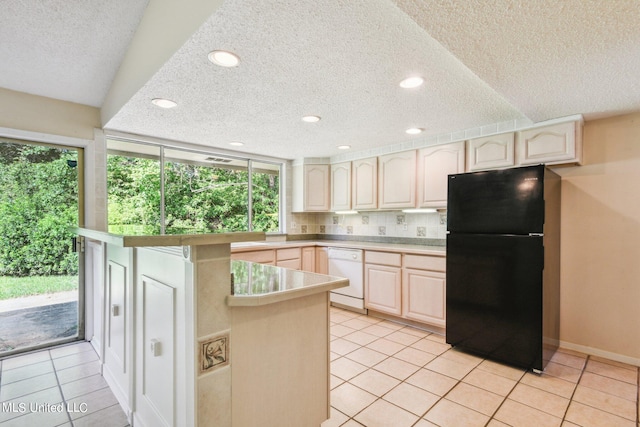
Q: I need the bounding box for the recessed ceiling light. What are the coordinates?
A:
[151,98,177,109]
[302,115,321,123]
[229,141,244,147]
[208,50,240,67]
[399,76,424,89]
[405,127,424,135]
[337,145,351,150]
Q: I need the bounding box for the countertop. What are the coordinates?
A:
[226,260,348,306]
[71,227,265,247]
[231,239,446,256]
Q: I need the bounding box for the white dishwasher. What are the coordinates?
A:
[328,248,366,313]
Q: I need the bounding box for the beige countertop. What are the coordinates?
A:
[71,227,265,247]
[226,260,348,306]
[231,239,446,256]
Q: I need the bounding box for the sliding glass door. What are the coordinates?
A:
[0,138,83,356]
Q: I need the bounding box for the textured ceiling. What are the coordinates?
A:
[104,0,525,160]
[0,0,148,107]
[2,0,640,160]
[395,0,640,122]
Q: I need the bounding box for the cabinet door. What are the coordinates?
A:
[315,247,328,275]
[517,121,582,166]
[365,264,402,316]
[331,162,351,211]
[466,133,515,171]
[352,157,377,210]
[304,165,330,211]
[301,247,316,272]
[378,151,417,209]
[402,268,446,327]
[292,164,330,212]
[417,142,465,207]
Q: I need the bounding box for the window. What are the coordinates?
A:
[106,140,282,235]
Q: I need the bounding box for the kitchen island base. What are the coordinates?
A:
[231,292,330,427]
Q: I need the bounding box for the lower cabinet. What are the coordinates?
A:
[365,251,446,328]
[231,249,275,265]
[315,247,328,275]
[402,254,446,327]
[364,251,402,316]
[276,247,301,270]
[301,246,316,272]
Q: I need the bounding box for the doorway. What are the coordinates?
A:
[0,138,84,357]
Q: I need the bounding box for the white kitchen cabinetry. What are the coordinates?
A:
[402,254,446,327]
[331,162,351,211]
[517,120,583,166]
[351,157,378,210]
[292,163,330,212]
[466,133,515,171]
[417,142,465,207]
[378,151,417,209]
[364,251,402,316]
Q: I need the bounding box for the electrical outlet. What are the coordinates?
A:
[291,221,297,229]
[439,214,447,225]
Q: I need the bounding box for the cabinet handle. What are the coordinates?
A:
[150,339,162,357]
[111,305,119,317]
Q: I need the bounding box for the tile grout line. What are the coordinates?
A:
[48,349,74,427]
[559,354,589,425]
[474,361,525,426]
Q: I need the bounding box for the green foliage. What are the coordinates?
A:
[0,275,77,299]
[107,155,280,234]
[0,143,78,276]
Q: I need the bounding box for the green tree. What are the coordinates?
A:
[107,155,280,234]
[0,143,78,276]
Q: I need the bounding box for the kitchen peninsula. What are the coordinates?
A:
[72,227,347,427]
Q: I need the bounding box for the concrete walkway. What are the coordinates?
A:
[0,292,78,353]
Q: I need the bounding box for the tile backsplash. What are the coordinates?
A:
[289,211,447,241]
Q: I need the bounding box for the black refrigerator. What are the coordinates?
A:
[445,164,560,372]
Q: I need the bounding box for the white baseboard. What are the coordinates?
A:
[559,340,640,367]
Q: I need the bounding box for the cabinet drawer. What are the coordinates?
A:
[403,254,446,272]
[365,251,401,267]
[277,258,301,270]
[277,247,302,261]
[232,250,275,264]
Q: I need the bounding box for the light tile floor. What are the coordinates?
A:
[2,311,638,427]
[324,307,640,427]
[0,342,128,427]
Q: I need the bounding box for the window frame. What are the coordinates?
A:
[105,137,284,235]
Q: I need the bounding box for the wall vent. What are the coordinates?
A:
[205,157,233,163]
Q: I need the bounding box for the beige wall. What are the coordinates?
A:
[0,88,100,140]
[556,113,640,362]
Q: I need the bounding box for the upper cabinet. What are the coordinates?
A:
[352,157,378,210]
[378,151,417,209]
[466,132,515,172]
[292,163,330,212]
[417,141,465,207]
[331,162,351,211]
[517,120,583,166]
